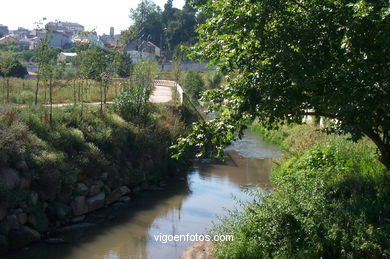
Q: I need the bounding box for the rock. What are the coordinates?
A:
[20,177,31,189]
[0,222,9,235]
[71,215,85,223]
[48,203,71,221]
[0,168,20,189]
[0,235,8,255]
[146,185,164,191]
[27,214,37,228]
[26,209,48,232]
[0,207,6,221]
[8,226,40,249]
[87,193,105,212]
[76,183,89,195]
[30,192,39,205]
[112,202,126,208]
[105,186,131,205]
[119,196,131,203]
[6,215,20,230]
[44,238,68,244]
[18,213,28,225]
[100,172,109,181]
[71,196,88,216]
[88,184,101,197]
[15,160,28,172]
[118,186,131,196]
[61,223,95,232]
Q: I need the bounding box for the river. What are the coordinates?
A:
[7,130,280,259]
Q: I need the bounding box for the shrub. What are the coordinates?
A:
[181,70,205,100]
[211,126,390,259]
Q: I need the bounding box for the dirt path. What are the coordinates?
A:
[42,81,174,107]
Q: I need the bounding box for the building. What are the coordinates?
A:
[0,25,9,36]
[10,27,30,40]
[58,52,77,61]
[125,40,161,62]
[0,35,30,50]
[30,30,73,49]
[46,21,84,35]
[110,27,114,37]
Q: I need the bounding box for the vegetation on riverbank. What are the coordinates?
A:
[211,124,390,258]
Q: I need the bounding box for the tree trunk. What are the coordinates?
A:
[364,130,390,171]
[49,77,53,125]
[6,78,10,103]
[34,68,40,105]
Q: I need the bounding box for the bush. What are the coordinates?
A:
[211,125,390,259]
[181,70,204,100]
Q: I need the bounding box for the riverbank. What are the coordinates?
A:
[0,103,192,254]
[209,123,390,258]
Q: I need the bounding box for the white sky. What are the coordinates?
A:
[1,0,185,35]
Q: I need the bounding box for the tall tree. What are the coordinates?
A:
[174,0,390,170]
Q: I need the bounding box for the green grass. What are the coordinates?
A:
[211,124,390,259]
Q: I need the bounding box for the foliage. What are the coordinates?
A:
[126,0,200,54]
[176,0,390,170]
[211,125,390,258]
[113,51,132,78]
[181,70,204,100]
[0,52,27,78]
[114,60,158,124]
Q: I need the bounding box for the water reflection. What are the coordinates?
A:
[7,131,280,259]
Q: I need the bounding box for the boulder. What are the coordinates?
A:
[105,186,130,205]
[6,215,19,230]
[100,172,109,181]
[0,235,8,255]
[88,184,101,197]
[0,168,20,189]
[17,213,28,225]
[15,160,28,172]
[0,207,6,221]
[71,196,88,216]
[8,226,40,249]
[87,193,105,212]
[118,186,131,196]
[76,183,89,195]
[71,215,85,223]
[30,191,39,205]
[119,196,131,203]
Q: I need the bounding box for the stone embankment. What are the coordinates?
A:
[0,163,161,254]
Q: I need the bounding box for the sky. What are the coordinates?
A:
[1,0,185,35]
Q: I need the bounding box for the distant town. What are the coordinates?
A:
[0,21,161,63]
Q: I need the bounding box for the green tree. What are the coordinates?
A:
[174,0,390,170]
[0,49,27,103]
[113,51,132,78]
[115,60,158,125]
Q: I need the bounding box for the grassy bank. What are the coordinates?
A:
[0,103,189,209]
[211,124,390,258]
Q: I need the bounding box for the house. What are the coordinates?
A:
[58,52,77,61]
[72,32,104,48]
[125,40,161,62]
[0,35,30,50]
[46,21,84,35]
[0,25,9,36]
[30,30,73,49]
[10,27,30,40]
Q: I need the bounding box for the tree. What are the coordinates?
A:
[129,0,163,45]
[113,51,132,78]
[115,60,158,125]
[174,0,390,170]
[0,50,27,103]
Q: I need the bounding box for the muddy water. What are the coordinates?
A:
[8,131,280,259]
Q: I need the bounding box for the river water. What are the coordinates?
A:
[8,130,280,259]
